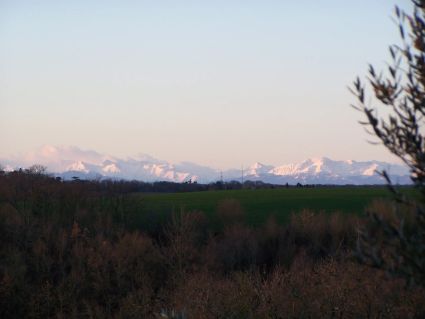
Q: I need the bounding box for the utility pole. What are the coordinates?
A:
[241,165,244,186]
[220,171,226,190]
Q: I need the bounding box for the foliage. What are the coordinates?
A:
[1,171,423,317]
[26,164,47,175]
[351,0,425,286]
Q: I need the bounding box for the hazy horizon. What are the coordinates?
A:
[0,143,411,186]
[0,1,410,169]
[1,144,406,172]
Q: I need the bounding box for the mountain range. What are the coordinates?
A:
[0,145,411,185]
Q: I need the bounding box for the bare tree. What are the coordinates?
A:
[351,0,425,286]
[26,164,47,175]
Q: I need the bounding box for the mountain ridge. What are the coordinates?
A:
[0,145,411,185]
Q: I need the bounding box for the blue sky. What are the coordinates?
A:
[0,0,411,168]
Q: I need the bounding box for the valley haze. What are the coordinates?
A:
[1,145,411,185]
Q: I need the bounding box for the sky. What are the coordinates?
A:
[0,0,411,169]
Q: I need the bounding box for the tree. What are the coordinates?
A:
[351,1,425,286]
[26,164,47,175]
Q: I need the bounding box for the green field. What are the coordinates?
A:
[136,186,396,225]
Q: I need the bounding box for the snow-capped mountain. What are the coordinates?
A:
[245,162,275,177]
[0,145,412,185]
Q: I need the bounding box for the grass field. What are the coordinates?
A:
[137,186,396,225]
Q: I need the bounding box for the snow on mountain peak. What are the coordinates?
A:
[0,146,411,185]
[67,161,88,173]
[250,162,264,169]
[102,163,121,174]
[245,162,274,177]
[362,163,379,176]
